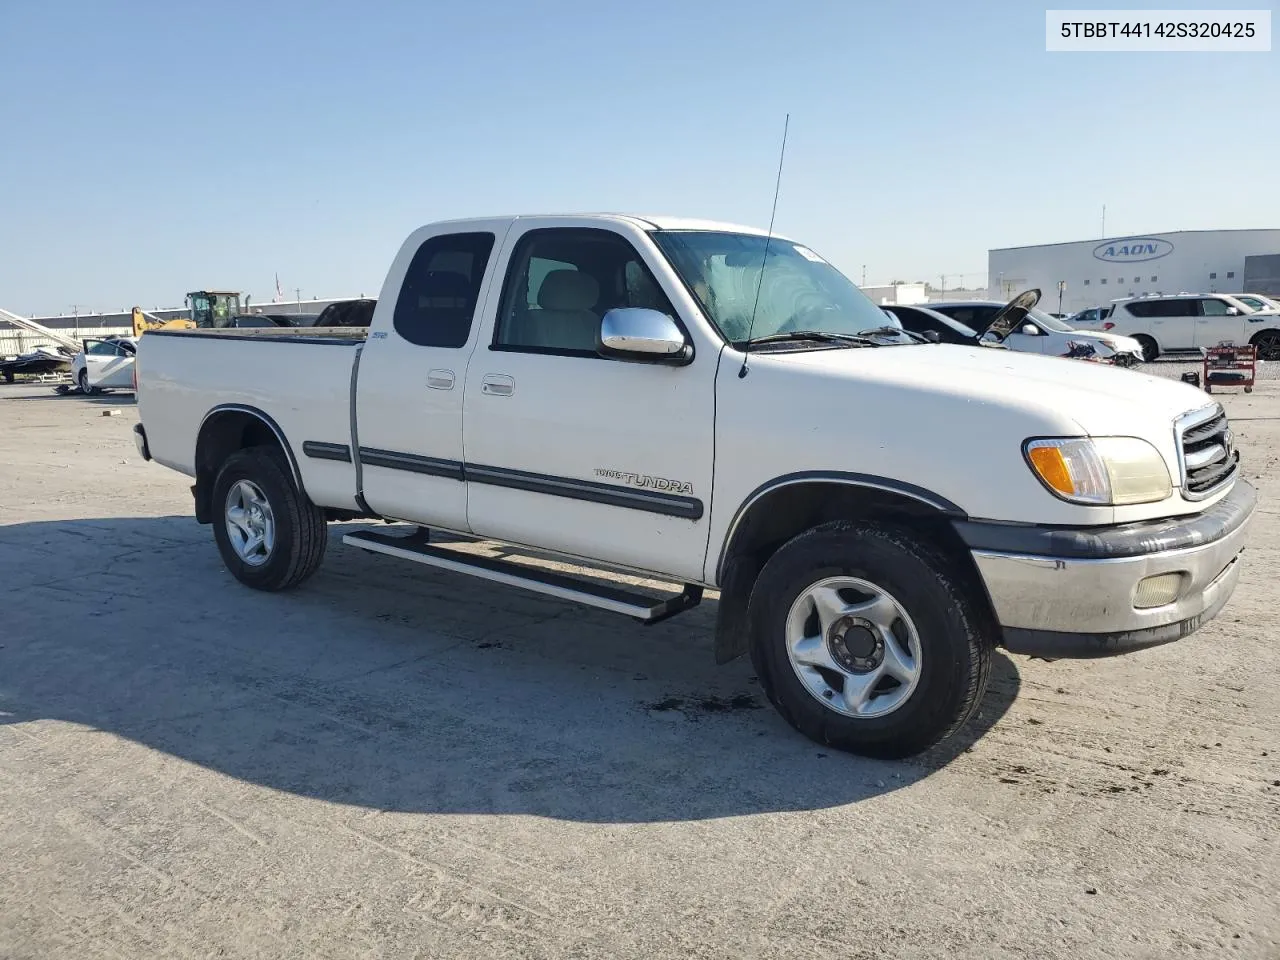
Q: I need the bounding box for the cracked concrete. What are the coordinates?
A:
[1,381,1278,959]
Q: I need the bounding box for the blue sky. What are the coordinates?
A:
[2,0,1276,315]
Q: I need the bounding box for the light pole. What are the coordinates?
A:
[1057,281,1066,316]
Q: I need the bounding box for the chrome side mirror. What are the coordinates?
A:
[1226,307,1240,315]
[1021,323,1041,336]
[597,308,692,365]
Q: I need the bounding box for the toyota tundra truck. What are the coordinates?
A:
[133,214,1256,758]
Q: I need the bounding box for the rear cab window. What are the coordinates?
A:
[392,232,496,347]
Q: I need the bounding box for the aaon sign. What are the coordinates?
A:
[1092,237,1174,263]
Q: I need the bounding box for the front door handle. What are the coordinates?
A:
[481,374,514,397]
[427,368,455,390]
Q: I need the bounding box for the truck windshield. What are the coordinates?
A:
[651,231,898,347]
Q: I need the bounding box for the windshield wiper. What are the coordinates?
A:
[856,325,931,343]
[744,330,878,347]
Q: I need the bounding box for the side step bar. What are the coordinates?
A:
[342,528,703,625]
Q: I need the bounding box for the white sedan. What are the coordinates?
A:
[928,297,1145,365]
[70,336,137,393]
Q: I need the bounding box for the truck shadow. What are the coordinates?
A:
[0,516,1019,823]
[0,387,136,405]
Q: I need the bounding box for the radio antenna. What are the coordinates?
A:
[738,112,790,379]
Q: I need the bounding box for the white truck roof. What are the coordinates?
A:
[419,213,788,239]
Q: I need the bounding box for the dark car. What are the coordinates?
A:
[882,303,1004,348]
[232,313,322,328]
[315,298,377,328]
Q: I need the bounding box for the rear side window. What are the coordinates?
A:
[1127,299,1194,318]
[393,232,495,347]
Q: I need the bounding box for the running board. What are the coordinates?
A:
[342,528,703,625]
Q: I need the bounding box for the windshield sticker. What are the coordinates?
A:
[793,246,826,263]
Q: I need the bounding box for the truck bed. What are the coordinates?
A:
[149,327,369,343]
[137,328,363,511]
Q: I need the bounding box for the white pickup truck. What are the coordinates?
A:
[134,214,1256,758]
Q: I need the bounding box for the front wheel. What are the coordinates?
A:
[749,522,993,759]
[211,447,327,591]
[77,370,99,395]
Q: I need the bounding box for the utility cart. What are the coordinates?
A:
[1203,344,1256,394]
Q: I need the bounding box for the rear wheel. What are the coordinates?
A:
[749,522,992,759]
[1134,335,1159,363]
[212,447,327,591]
[1250,329,1280,361]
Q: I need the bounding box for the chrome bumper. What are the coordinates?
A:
[958,481,1256,657]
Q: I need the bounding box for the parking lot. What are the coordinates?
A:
[1,376,1277,959]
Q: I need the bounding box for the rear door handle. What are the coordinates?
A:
[427,368,455,390]
[482,374,514,397]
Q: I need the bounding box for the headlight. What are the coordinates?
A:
[1024,437,1172,505]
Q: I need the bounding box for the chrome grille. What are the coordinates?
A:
[1176,406,1238,499]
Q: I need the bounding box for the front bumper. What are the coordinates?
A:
[956,480,1256,657]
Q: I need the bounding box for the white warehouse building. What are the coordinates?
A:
[988,229,1280,315]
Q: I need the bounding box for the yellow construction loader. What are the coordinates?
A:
[131,290,245,337]
[131,307,195,337]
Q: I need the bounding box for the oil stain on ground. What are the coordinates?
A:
[643,694,763,719]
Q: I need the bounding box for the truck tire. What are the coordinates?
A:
[748,521,992,759]
[211,447,327,591]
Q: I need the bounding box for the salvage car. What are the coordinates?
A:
[70,336,137,393]
[929,295,1145,365]
[133,214,1255,759]
[882,303,1007,348]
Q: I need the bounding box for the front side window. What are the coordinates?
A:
[85,340,119,356]
[494,228,677,354]
[1200,298,1233,316]
[650,231,890,345]
[393,232,495,348]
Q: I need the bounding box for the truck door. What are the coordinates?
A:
[354,225,507,532]
[462,224,715,582]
